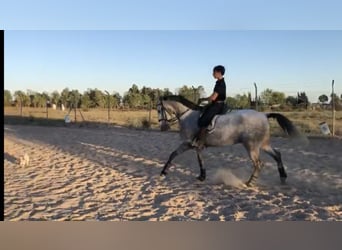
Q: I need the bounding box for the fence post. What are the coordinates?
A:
[149,99,152,125]
[20,96,23,117]
[332,80,335,136]
[254,82,258,111]
[74,103,77,122]
[46,101,48,119]
[105,91,110,125]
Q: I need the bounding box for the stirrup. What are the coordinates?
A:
[191,138,199,147]
[191,138,205,149]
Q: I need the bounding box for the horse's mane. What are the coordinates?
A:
[161,95,204,111]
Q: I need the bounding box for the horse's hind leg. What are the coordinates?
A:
[196,149,206,181]
[262,145,287,184]
[245,145,262,187]
[160,142,193,176]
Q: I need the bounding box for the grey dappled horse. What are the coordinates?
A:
[157,95,302,187]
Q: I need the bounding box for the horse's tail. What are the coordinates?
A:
[266,113,301,137]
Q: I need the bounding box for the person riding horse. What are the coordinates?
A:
[192,65,226,149]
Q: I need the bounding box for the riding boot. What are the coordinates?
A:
[192,127,207,149]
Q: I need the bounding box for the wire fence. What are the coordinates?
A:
[4,105,160,129]
[4,104,342,137]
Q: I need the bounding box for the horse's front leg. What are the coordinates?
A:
[196,149,206,181]
[160,142,193,176]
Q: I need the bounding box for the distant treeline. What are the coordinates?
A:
[4,84,342,110]
[4,84,204,110]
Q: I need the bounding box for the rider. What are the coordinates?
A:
[192,65,226,148]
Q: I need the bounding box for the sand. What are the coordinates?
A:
[4,125,342,221]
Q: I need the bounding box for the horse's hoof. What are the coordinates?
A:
[160,171,167,177]
[245,181,254,187]
[197,175,206,182]
[280,177,287,185]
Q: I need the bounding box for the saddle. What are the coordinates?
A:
[201,104,232,134]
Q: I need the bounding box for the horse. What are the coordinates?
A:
[157,95,304,187]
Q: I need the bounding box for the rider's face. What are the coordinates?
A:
[213,71,222,80]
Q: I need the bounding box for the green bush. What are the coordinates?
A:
[141,118,151,129]
[126,118,151,129]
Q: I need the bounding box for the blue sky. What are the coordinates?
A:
[5,30,341,102]
[1,0,342,30]
[2,1,342,102]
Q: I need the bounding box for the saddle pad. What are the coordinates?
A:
[206,115,220,134]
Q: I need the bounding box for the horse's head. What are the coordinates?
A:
[156,96,177,131]
[157,95,200,131]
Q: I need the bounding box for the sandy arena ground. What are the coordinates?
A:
[4,125,342,221]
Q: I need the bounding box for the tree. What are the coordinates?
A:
[81,92,91,109]
[42,92,50,106]
[260,88,286,106]
[318,94,328,104]
[330,93,342,111]
[112,92,122,108]
[271,91,286,105]
[177,85,192,101]
[50,91,60,105]
[87,88,105,108]
[14,90,30,107]
[163,88,173,96]
[4,90,12,106]
[26,89,35,107]
[141,86,154,108]
[330,93,341,104]
[141,86,153,97]
[60,88,70,108]
[123,84,143,108]
[36,93,45,107]
[102,91,121,110]
[27,91,46,107]
[286,96,298,107]
[151,88,173,108]
[68,89,81,108]
[226,96,238,108]
[177,85,204,103]
[129,84,140,94]
[297,92,309,109]
[260,88,273,105]
[196,85,205,101]
[235,94,250,108]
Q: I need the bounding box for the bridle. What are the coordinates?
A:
[157,99,190,125]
